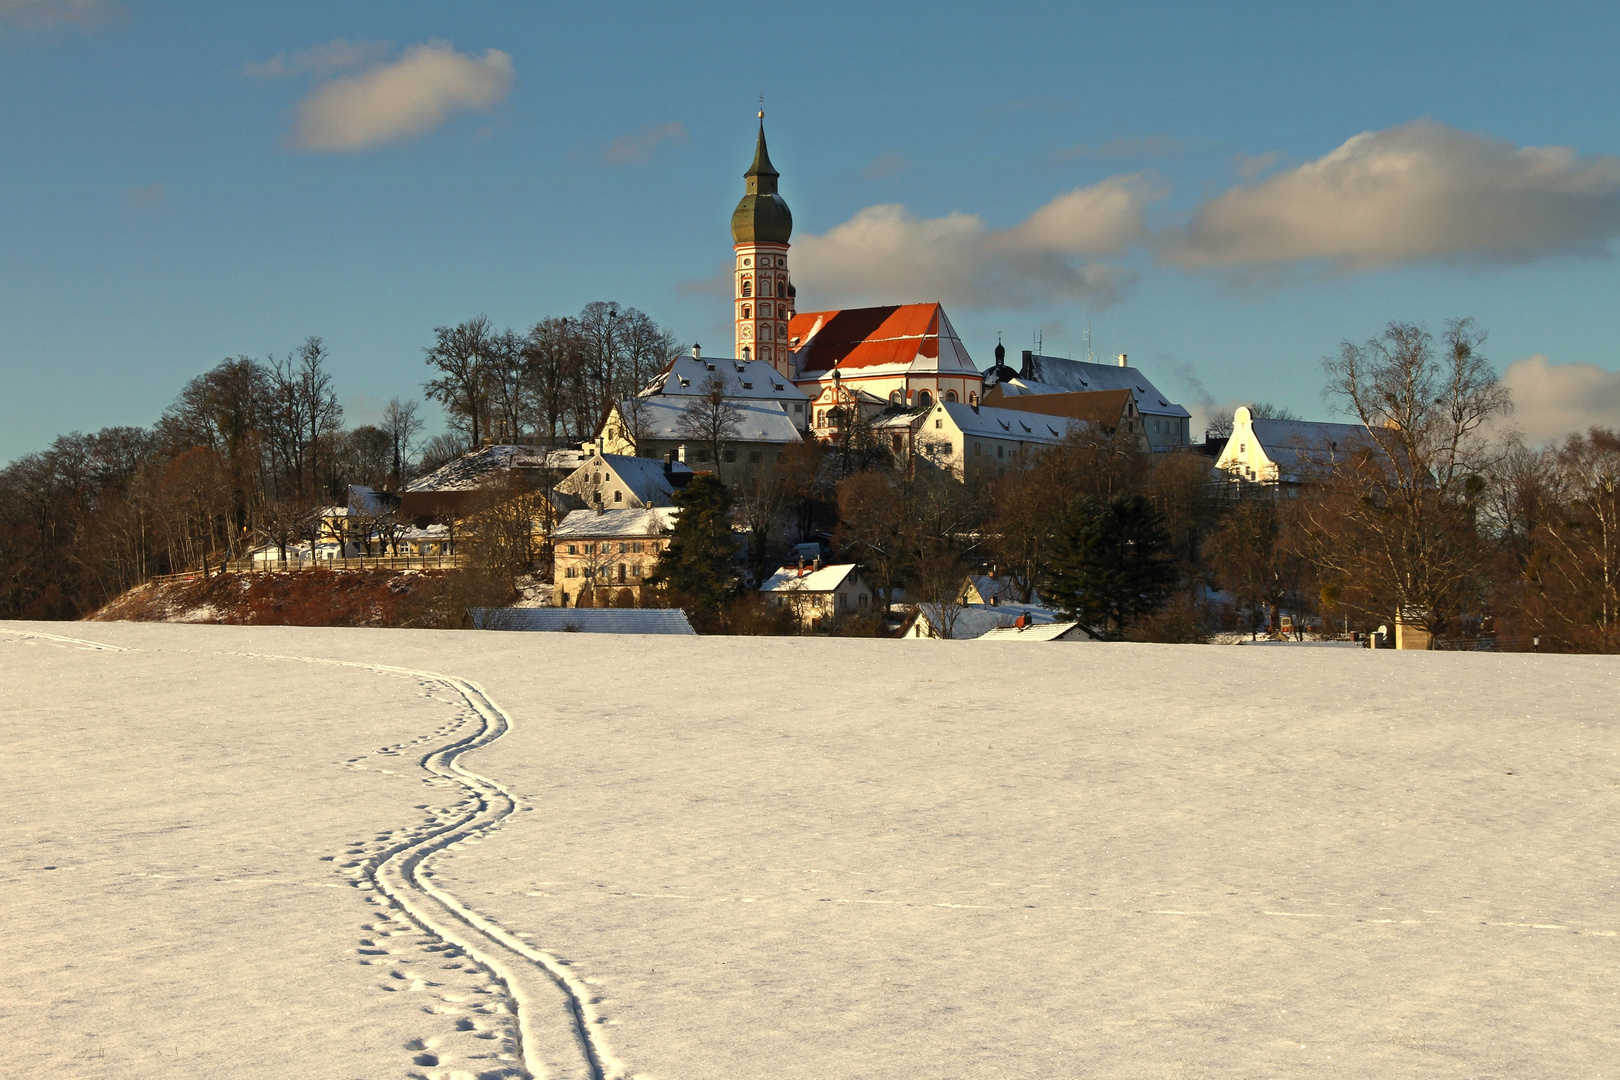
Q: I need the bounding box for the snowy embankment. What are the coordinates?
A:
[2,623,1615,1079]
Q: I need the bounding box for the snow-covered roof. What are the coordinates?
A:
[760,563,860,593]
[977,620,1099,641]
[347,485,392,515]
[468,608,696,634]
[555,452,694,509]
[399,524,450,541]
[617,397,803,444]
[991,355,1190,420]
[1251,418,1374,472]
[936,401,1080,443]
[642,355,808,402]
[551,507,677,540]
[406,445,585,493]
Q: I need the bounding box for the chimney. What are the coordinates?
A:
[813,556,821,571]
[692,343,701,359]
[677,444,686,463]
[1117,353,1128,367]
[1020,349,1033,379]
[664,450,674,477]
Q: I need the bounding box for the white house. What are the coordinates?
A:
[1216,407,1374,486]
[914,400,1082,481]
[760,562,873,630]
[553,448,693,512]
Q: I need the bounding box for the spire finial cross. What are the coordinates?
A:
[758,92,765,120]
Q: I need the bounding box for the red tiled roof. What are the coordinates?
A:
[789,303,949,373]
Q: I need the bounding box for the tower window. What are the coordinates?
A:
[742,258,751,267]
[760,278,772,297]
[742,306,751,320]
[741,280,752,297]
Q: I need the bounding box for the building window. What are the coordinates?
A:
[565,567,576,578]
[890,390,903,404]
[793,402,803,413]
[618,564,626,582]
[749,450,761,463]
[632,541,642,553]
[760,278,772,297]
[945,390,957,402]
[935,418,943,429]
[760,303,771,317]
[742,258,751,267]
[742,280,753,297]
[997,445,1004,458]
[776,451,786,462]
[613,490,623,502]
[974,442,981,455]
[566,544,577,554]
[584,566,594,577]
[724,449,736,463]
[918,390,933,407]
[742,305,751,320]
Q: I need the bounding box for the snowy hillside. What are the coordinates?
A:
[3,622,1615,1079]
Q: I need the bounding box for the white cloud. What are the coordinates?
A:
[245,39,391,80]
[1499,355,1620,446]
[790,175,1157,310]
[602,121,687,166]
[289,42,514,152]
[1168,119,1620,270]
[0,0,119,29]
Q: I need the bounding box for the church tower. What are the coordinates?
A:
[732,113,795,376]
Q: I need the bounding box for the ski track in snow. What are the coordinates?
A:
[5,626,620,1080]
[0,627,130,650]
[234,651,624,1080]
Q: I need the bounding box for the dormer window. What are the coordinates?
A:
[742,382,753,389]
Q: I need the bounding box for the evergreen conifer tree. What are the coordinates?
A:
[1043,493,1176,638]
[647,474,739,631]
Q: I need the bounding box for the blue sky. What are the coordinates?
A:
[3,0,1620,460]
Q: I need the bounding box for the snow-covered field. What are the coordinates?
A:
[3,622,1615,1079]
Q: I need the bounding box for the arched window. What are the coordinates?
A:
[760,278,773,297]
[890,390,903,404]
[969,392,978,406]
[918,390,933,407]
[741,305,751,320]
[945,390,958,403]
[741,280,752,297]
[817,410,825,426]
[741,346,751,360]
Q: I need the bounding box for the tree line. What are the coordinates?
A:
[0,302,681,620]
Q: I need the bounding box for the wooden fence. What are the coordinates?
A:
[145,553,467,584]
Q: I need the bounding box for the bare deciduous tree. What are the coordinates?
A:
[1306,318,1513,643]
